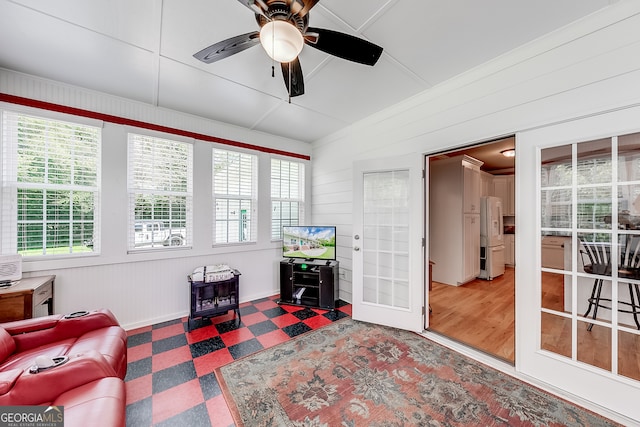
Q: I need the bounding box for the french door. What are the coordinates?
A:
[352,154,424,333]
[518,105,640,422]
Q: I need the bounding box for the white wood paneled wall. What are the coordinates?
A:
[311,1,640,304]
[25,250,283,330]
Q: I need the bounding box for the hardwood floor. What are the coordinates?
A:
[429,267,640,382]
[540,272,640,381]
[428,267,515,362]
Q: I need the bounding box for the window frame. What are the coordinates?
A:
[1,110,102,258]
[212,148,258,245]
[270,157,305,241]
[127,132,193,252]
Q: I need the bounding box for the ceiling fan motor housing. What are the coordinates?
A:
[255,1,308,33]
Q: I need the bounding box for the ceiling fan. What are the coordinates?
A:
[193,0,383,98]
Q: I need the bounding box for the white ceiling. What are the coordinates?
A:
[0,0,616,143]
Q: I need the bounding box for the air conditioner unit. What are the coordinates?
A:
[0,254,22,284]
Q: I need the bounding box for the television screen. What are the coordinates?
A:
[283,226,336,260]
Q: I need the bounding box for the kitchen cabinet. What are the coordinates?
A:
[464,214,481,280]
[541,236,566,270]
[463,162,481,213]
[492,175,515,215]
[504,234,515,266]
[429,154,483,286]
[480,171,493,197]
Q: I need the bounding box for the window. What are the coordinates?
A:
[539,132,640,382]
[271,158,305,239]
[1,112,100,256]
[213,149,257,244]
[128,134,192,250]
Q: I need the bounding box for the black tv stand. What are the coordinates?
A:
[187,270,240,331]
[278,259,339,310]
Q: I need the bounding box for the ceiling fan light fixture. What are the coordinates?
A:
[501,149,516,158]
[260,20,304,63]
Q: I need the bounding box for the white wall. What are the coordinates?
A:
[311,1,640,304]
[310,2,640,423]
[0,71,312,330]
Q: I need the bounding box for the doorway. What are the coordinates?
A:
[427,136,516,363]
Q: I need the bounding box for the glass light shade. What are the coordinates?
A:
[260,21,304,63]
[501,149,516,158]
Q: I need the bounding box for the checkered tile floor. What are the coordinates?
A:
[124,295,351,426]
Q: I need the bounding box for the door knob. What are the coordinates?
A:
[354,235,360,240]
[354,246,360,251]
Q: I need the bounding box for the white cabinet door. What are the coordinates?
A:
[506,175,515,215]
[493,175,515,215]
[463,164,481,214]
[463,214,481,282]
[480,171,493,196]
[492,176,508,212]
[504,234,515,265]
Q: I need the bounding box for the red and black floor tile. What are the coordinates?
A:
[124,296,351,426]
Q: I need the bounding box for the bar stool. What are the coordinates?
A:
[579,237,640,331]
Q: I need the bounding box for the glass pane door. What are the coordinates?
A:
[352,155,423,333]
[539,132,640,382]
[362,170,410,308]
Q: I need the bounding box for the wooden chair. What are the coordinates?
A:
[579,236,640,330]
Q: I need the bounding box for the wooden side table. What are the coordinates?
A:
[0,275,55,322]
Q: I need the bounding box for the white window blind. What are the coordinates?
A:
[127,134,192,250]
[213,149,257,244]
[271,158,305,240]
[1,111,100,256]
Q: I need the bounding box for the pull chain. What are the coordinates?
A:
[288,61,292,103]
[271,25,275,78]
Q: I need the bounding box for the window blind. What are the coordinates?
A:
[127,134,193,250]
[271,158,305,240]
[1,111,100,256]
[213,149,257,244]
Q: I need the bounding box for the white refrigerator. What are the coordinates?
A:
[478,196,505,280]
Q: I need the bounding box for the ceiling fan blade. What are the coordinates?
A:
[304,27,383,66]
[236,0,268,16]
[296,0,320,17]
[280,57,305,97]
[193,32,260,64]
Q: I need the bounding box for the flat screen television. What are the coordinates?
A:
[283,226,336,261]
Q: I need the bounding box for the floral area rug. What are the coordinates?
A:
[216,318,619,426]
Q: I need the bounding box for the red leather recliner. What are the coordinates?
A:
[0,309,127,378]
[0,309,127,427]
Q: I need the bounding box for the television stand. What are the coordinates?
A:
[278,259,339,310]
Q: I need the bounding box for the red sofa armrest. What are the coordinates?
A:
[0,368,22,395]
[2,314,64,335]
[5,309,122,352]
[0,350,117,406]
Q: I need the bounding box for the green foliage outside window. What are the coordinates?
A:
[5,113,100,256]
